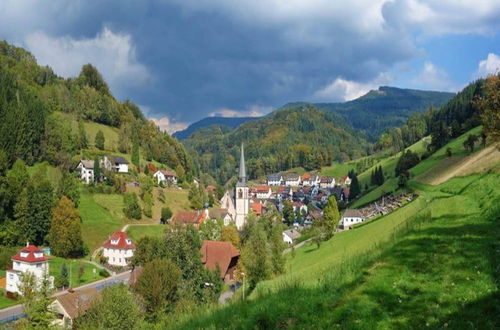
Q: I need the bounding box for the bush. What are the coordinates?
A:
[99,269,110,278]
[123,193,142,219]
[161,207,173,224]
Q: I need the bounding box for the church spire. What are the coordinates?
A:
[238,143,246,183]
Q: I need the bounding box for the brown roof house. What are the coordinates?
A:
[200,241,240,284]
[50,288,99,328]
[340,209,365,229]
[172,210,206,228]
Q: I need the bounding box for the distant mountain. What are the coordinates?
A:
[286,86,455,140]
[173,116,260,140]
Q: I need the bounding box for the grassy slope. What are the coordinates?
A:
[48,257,105,288]
[173,172,500,329]
[126,225,165,242]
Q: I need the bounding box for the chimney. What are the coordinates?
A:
[26,241,29,247]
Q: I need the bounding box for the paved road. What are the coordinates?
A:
[0,270,131,324]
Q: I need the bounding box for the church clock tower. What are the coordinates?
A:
[235,143,249,229]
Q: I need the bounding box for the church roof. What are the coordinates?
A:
[238,143,246,184]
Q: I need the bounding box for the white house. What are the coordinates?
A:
[282,229,302,245]
[340,176,352,186]
[267,173,283,186]
[320,176,335,189]
[284,173,301,187]
[102,232,135,267]
[76,160,94,184]
[207,208,234,226]
[340,209,365,229]
[292,202,308,215]
[254,185,272,200]
[103,156,129,173]
[153,170,178,185]
[302,174,321,187]
[6,244,54,295]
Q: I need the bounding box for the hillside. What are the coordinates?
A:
[170,137,500,329]
[173,116,259,140]
[184,106,370,184]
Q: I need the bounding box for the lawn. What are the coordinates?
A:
[27,162,62,188]
[0,289,16,309]
[171,173,500,329]
[126,225,166,242]
[48,256,106,288]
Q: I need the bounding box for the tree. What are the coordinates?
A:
[323,196,340,238]
[395,150,420,177]
[123,193,141,219]
[135,258,181,319]
[131,139,140,167]
[75,284,142,330]
[48,196,84,258]
[95,130,105,150]
[77,262,85,285]
[282,199,294,225]
[241,223,271,289]
[55,262,69,289]
[349,174,361,200]
[446,147,452,157]
[77,120,88,149]
[463,134,478,153]
[398,173,408,188]
[57,171,81,207]
[199,219,223,241]
[476,74,500,143]
[221,225,240,248]
[94,157,101,182]
[143,192,153,218]
[18,272,54,329]
[161,207,173,224]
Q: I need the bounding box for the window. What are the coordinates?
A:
[9,274,13,280]
[113,257,115,262]
[36,263,41,268]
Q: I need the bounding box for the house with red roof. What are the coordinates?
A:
[153,169,178,185]
[102,232,136,267]
[200,241,240,284]
[251,201,264,216]
[171,210,206,228]
[6,243,54,295]
[253,185,272,199]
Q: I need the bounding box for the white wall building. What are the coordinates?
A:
[284,173,301,187]
[6,244,54,295]
[340,209,365,229]
[235,144,249,230]
[103,156,129,173]
[267,173,283,186]
[153,170,178,185]
[254,185,272,200]
[76,160,94,184]
[320,177,335,189]
[102,232,135,267]
[282,229,302,245]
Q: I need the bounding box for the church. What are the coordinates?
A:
[220,143,250,230]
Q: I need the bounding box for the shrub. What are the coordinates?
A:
[99,269,110,278]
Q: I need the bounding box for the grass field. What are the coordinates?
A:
[171,172,500,329]
[48,257,105,288]
[126,225,166,242]
[27,162,63,188]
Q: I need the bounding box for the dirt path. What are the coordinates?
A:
[430,145,499,185]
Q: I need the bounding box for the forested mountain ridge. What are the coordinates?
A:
[184,105,371,184]
[0,41,194,177]
[173,116,259,140]
[293,86,455,140]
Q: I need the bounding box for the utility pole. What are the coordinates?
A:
[241,272,245,300]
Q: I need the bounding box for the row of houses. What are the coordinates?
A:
[267,172,351,188]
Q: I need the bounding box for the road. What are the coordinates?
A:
[0,270,131,324]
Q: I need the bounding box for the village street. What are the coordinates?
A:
[0,270,132,324]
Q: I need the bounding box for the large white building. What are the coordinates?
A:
[76,160,94,184]
[235,144,249,230]
[102,232,135,267]
[103,156,129,173]
[6,244,54,295]
[153,169,178,185]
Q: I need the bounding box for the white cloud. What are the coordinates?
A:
[209,105,272,117]
[24,27,150,97]
[476,53,500,78]
[150,116,188,134]
[313,73,393,102]
[411,62,457,91]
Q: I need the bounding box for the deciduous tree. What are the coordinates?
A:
[48,196,84,258]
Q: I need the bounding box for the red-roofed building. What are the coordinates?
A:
[206,185,216,193]
[200,241,240,283]
[6,244,54,295]
[172,210,206,228]
[102,232,135,267]
[251,202,264,216]
[292,201,307,214]
[153,169,178,185]
[253,185,272,199]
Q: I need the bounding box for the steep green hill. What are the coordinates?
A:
[168,143,500,329]
[173,116,259,140]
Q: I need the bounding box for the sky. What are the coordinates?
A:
[1,0,499,133]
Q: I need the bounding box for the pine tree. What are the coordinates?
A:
[132,139,140,167]
[94,157,101,183]
[349,174,361,200]
[323,196,340,238]
[48,196,84,258]
[95,130,105,150]
[77,120,88,149]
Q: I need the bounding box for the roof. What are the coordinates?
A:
[343,209,364,218]
[251,202,264,216]
[302,173,311,180]
[200,241,240,278]
[209,208,230,219]
[321,176,334,183]
[254,185,271,193]
[293,201,304,207]
[55,288,99,319]
[172,210,205,226]
[12,245,50,263]
[238,143,246,183]
[206,185,216,192]
[157,169,177,177]
[283,229,302,240]
[80,160,94,169]
[284,173,300,180]
[111,156,129,165]
[268,173,282,181]
[102,232,135,249]
[309,210,323,220]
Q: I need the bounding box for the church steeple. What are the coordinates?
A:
[238,143,246,184]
